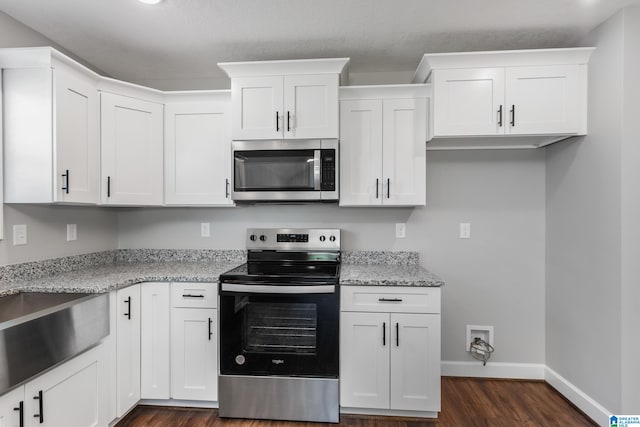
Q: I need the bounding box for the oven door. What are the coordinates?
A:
[231,140,338,201]
[219,283,339,378]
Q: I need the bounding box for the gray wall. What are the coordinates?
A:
[118,150,547,365]
[620,6,640,415]
[0,10,118,266]
[546,8,631,413]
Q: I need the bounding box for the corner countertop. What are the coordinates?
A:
[0,261,241,297]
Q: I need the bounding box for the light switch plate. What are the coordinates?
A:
[395,223,406,238]
[201,222,210,237]
[13,224,27,246]
[67,224,77,241]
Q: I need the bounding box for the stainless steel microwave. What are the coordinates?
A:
[231,140,338,202]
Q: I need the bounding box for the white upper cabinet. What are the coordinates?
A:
[414,48,594,149]
[3,60,100,204]
[339,86,428,207]
[164,94,234,206]
[219,58,349,140]
[101,92,164,205]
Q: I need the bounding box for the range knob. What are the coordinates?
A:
[329,235,336,242]
[249,234,257,241]
[259,235,267,242]
[319,235,326,242]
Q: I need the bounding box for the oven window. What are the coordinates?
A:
[234,150,315,191]
[243,302,317,355]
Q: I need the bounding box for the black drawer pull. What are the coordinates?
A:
[13,400,24,427]
[33,390,43,423]
[396,322,400,347]
[378,298,403,302]
[208,317,213,340]
[124,296,131,319]
[182,293,205,298]
[382,322,386,346]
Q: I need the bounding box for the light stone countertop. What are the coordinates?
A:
[0,261,241,297]
[340,263,444,287]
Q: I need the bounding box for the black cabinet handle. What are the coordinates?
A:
[33,390,43,424]
[276,111,280,132]
[107,176,111,198]
[510,105,516,127]
[61,169,70,194]
[182,293,205,298]
[387,178,390,199]
[13,400,24,427]
[287,111,291,132]
[375,179,379,199]
[378,298,403,302]
[124,296,131,319]
[396,322,400,347]
[382,322,386,346]
[208,317,213,340]
[225,179,230,198]
[498,105,503,127]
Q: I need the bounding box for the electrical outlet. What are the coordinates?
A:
[13,224,27,246]
[466,325,494,352]
[67,224,77,241]
[459,222,471,239]
[395,223,406,238]
[200,222,210,237]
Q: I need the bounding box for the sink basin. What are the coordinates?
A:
[0,292,109,395]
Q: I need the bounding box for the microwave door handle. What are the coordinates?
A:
[313,150,321,190]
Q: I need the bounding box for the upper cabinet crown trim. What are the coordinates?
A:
[412,47,595,83]
[218,57,350,84]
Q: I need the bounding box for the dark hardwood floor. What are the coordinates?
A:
[116,377,597,427]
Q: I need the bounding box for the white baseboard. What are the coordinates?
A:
[545,366,611,427]
[441,360,545,379]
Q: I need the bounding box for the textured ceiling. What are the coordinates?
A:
[0,0,636,89]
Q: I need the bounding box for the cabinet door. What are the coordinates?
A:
[0,387,24,427]
[171,308,217,401]
[283,74,338,139]
[382,98,427,206]
[165,101,233,205]
[54,63,100,204]
[339,100,383,206]
[505,65,581,135]
[24,343,109,427]
[101,93,163,205]
[390,313,441,412]
[140,283,170,399]
[116,285,141,416]
[340,312,390,409]
[433,68,505,136]
[231,76,283,140]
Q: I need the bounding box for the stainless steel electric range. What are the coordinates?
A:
[218,228,341,423]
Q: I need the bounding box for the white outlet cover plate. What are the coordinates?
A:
[395,223,406,238]
[201,222,210,237]
[13,224,27,246]
[67,224,77,241]
[459,222,471,239]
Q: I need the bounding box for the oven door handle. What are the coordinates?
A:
[221,283,336,294]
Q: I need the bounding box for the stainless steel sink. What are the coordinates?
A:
[0,292,109,395]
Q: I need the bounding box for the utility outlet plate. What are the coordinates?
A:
[466,325,494,352]
[200,222,210,237]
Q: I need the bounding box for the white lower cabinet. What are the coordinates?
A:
[171,308,218,401]
[22,343,109,427]
[115,285,141,417]
[0,386,25,427]
[140,283,171,399]
[340,286,441,416]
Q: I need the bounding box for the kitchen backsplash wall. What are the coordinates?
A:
[0,205,118,266]
[118,150,546,366]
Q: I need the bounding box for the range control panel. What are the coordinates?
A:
[247,228,341,251]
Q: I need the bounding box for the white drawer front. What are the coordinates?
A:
[171,282,217,308]
[341,286,440,314]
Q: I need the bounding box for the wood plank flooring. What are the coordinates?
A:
[116,377,597,427]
